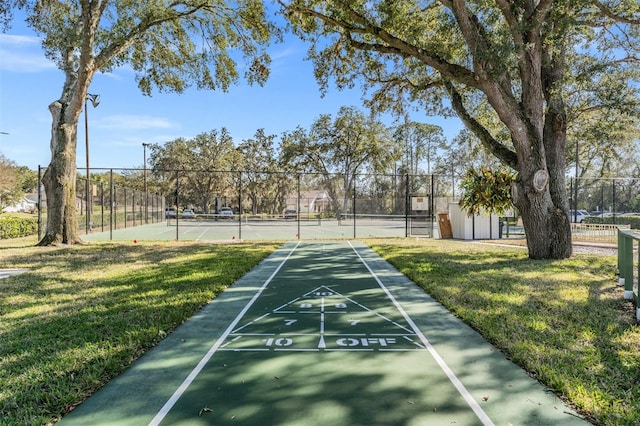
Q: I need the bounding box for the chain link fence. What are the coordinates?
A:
[36,168,465,240]
[36,166,638,242]
[37,167,165,240]
[569,177,640,221]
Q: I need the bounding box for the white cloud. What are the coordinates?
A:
[108,133,181,147]
[0,34,40,46]
[0,34,56,72]
[271,46,301,61]
[97,115,177,130]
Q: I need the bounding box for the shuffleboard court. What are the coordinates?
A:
[59,241,589,426]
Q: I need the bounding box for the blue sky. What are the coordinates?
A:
[0,12,462,172]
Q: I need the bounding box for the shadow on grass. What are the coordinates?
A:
[0,242,278,425]
[369,242,639,425]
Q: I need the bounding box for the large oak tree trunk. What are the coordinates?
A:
[513,181,572,259]
[512,127,572,260]
[37,98,83,246]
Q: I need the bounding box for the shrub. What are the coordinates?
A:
[584,215,640,229]
[0,216,38,239]
[459,167,517,216]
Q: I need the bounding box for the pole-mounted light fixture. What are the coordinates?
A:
[86,93,100,108]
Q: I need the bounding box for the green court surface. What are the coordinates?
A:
[82,217,414,242]
[59,241,589,426]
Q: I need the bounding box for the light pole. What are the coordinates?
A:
[574,139,579,223]
[84,93,100,233]
[142,143,150,223]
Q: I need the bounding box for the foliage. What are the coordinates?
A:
[0,0,279,245]
[281,106,397,213]
[368,239,640,425]
[459,167,516,216]
[584,214,640,229]
[433,129,502,177]
[278,0,640,259]
[0,216,38,239]
[148,129,241,213]
[0,154,19,209]
[237,129,291,215]
[0,156,39,211]
[10,0,278,96]
[393,121,446,175]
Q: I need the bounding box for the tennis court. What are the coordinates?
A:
[83,215,433,242]
[59,241,588,425]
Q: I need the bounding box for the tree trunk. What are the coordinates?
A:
[512,159,572,260]
[37,100,83,246]
[515,189,572,259]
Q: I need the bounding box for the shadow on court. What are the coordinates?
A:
[59,241,590,426]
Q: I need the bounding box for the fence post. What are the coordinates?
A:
[238,171,242,241]
[352,172,357,239]
[430,174,435,238]
[100,181,104,232]
[37,165,43,241]
[612,180,616,223]
[123,188,127,229]
[175,170,179,241]
[404,174,410,237]
[297,174,301,239]
[109,169,113,240]
[132,190,136,227]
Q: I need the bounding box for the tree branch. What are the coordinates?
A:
[595,1,640,25]
[94,2,208,69]
[445,80,518,169]
[285,1,480,88]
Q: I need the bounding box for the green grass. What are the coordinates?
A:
[1,237,638,425]
[0,237,279,425]
[366,238,639,426]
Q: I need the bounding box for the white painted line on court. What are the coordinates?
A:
[348,241,495,426]
[231,312,271,333]
[220,282,424,352]
[196,227,209,241]
[274,297,300,311]
[148,241,302,426]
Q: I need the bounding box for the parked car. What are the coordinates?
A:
[219,207,234,219]
[569,210,590,223]
[181,208,195,219]
[284,209,297,219]
[165,207,177,219]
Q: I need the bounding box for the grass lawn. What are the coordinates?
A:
[0,237,280,425]
[0,237,638,425]
[366,238,639,426]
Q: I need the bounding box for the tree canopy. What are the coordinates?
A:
[148,128,240,214]
[281,106,396,213]
[0,0,279,245]
[278,0,640,258]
